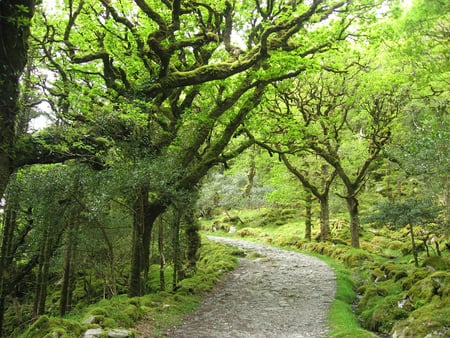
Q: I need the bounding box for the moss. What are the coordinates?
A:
[422,256,450,271]
[387,240,404,251]
[360,294,409,333]
[237,227,261,237]
[380,262,408,281]
[358,286,387,310]
[371,268,387,281]
[89,307,109,316]
[342,249,373,267]
[391,298,450,337]
[407,271,450,307]
[22,316,83,338]
[124,304,142,321]
[401,267,429,290]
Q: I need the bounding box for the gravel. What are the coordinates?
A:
[167,236,337,338]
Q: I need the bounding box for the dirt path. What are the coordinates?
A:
[166,236,337,338]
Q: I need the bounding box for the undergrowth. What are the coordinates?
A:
[17,239,240,338]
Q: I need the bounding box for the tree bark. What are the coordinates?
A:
[60,222,74,316]
[318,196,330,242]
[184,208,201,271]
[409,224,419,267]
[346,196,360,248]
[172,210,181,292]
[0,0,36,200]
[158,217,165,291]
[304,191,312,241]
[128,188,165,297]
[0,203,16,337]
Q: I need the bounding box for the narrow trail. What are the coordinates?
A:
[166,236,337,338]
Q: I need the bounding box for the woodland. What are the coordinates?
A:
[0,0,448,337]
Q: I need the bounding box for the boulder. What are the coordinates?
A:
[108,329,131,337]
[83,328,103,338]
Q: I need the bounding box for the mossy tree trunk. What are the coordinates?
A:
[409,224,419,267]
[128,188,166,297]
[0,0,35,201]
[158,217,165,291]
[184,208,201,272]
[59,221,75,317]
[0,0,38,330]
[304,191,313,241]
[172,210,182,291]
[346,195,360,249]
[318,196,331,242]
[0,203,16,336]
[0,203,36,336]
[278,154,336,242]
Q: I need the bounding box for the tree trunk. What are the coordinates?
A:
[243,147,256,205]
[60,222,74,316]
[37,225,53,315]
[304,191,312,241]
[0,0,36,200]
[0,202,16,337]
[409,224,419,267]
[128,188,165,297]
[158,217,165,291]
[185,209,201,272]
[129,192,145,297]
[318,196,330,241]
[172,210,182,291]
[346,196,360,248]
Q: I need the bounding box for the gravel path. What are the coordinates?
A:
[167,236,337,338]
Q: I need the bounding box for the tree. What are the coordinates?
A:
[30,0,372,296]
[251,54,406,248]
[279,155,337,241]
[0,0,36,201]
[385,0,450,222]
[367,198,441,267]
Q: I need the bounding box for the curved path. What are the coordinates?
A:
[167,236,336,338]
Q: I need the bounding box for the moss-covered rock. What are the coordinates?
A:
[401,267,429,290]
[237,227,261,237]
[380,262,408,281]
[391,298,450,337]
[371,268,387,282]
[387,240,404,251]
[422,256,450,271]
[407,271,450,308]
[22,316,84,338]
[342,249,373,267]
[360,294,409,333]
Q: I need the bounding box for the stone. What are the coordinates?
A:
[82,316,97,324]
[83,328,103,338]
[108,329,131,337]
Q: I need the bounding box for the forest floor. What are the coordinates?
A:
[159,236,337,338]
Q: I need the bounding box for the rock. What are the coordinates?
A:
[83,328,103,338]
[82,316,97,324]
[108,329,131,337]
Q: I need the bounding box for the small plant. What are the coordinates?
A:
[365,198,441,267]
